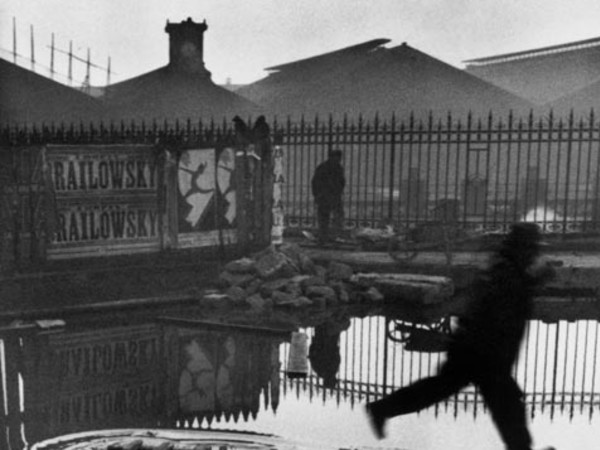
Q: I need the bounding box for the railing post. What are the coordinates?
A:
[387,114,397,222]
[562,110,574,235]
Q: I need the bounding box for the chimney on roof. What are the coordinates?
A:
[165,17,211,77]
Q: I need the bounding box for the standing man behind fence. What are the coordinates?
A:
[311,149,345,244]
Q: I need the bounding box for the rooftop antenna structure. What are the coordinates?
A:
[50,42,112,89]
[106,56,111,86]
[12,17,17,63]
[81,47,91,93]
[30,24,35,70]
[68,40,73,85]
[50,32,55,78]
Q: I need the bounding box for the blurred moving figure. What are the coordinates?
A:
[366,222,556,450]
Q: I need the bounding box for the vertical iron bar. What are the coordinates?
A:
[454,116,462,224]
[483,113,493,229]
[582,111,594,229]
[362,117,371,226]
[503,111,513,227]
[561,322,570,412]
[406,114,415,226]
[550,321,560,418]
[346,116,356,227]
[579,321,589,413]
[543,113,554,230]
[372,115,380,223]
[513,118,524,223]
[387,115,397,222]
[463,113,472,226]
[524,112,534,223]
[493,116,503,227]
[554,118,565,230]
[542,322,551,412]
[531,320,541,418]
[398,119,406,228]
[573,117,585,229]
[415,119,424,224]
[425,113,434,222]
[383,319,389,396]
[434,119,442,222]
[589,321,599,419]
[299,116,307,226]
[444,114,452,222]
[562,111,574,235]
[570,322,579,415]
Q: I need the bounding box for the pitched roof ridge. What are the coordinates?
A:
[265,38,391,72]
[464,36,600,66]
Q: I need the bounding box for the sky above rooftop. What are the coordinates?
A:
[2,0,600,87]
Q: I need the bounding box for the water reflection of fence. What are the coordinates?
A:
[282,317,600,420]
[0,323,285,450]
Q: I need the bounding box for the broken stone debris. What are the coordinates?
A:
[350,273,454,305]
[202,242,454,309]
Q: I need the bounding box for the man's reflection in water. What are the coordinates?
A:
[309,318,351,388]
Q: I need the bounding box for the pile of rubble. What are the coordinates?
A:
[202,243,454,310]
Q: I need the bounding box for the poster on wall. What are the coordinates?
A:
[45,145,160,259]
[177,147,237,248]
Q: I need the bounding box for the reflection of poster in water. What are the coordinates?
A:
[177,148,236,233]
[20,325,163,444]
[166,328,282,425]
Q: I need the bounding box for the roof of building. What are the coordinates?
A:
[0,58,106,126]
[465,36,600,66]
[103,65,261,123]
[544,76,600,117]
[100,17,261,123]
[465,37,600,105]
[236,40,533,121]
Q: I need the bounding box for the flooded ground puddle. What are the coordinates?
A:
[0,311,598,450]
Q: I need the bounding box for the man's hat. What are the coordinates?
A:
[504,222,544,248]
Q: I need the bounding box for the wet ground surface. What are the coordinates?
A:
[1,303,598,450]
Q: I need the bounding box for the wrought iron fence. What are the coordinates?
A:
[3,109,600,235]
[279,111,600,234]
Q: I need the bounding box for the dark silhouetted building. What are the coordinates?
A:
[236,39,532,121]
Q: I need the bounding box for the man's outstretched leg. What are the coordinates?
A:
[366,360,469,438]
[478,375,533,450]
